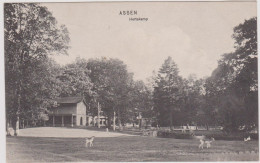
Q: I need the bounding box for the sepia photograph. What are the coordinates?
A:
[3,1,259,162]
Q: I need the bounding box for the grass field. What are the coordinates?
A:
[7,136,259,162]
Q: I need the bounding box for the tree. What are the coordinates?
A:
[180,75,206,127]
[131,80,154,118]
[57,58,93,98]
[204,17,257,132]
[19,58,62,127]
[5,3,70,135]
[87,57,134,130]
[128,80,154,127]
[153,57,184,128]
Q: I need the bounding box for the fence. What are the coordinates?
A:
[157,126,223,131]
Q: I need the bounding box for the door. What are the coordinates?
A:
[80,117,83,125]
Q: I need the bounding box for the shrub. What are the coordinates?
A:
[206,132,258,141]
[157,130,258,141]
[157,131,193,139]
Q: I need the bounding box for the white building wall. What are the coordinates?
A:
[76,101,87,126]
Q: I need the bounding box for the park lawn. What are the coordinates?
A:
[7,136,259,162]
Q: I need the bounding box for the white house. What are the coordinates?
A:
[48,96,87,127]
[47,96,108,127]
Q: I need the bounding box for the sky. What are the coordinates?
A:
[43,2,257,81]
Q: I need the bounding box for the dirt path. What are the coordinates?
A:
[18,127,135,138]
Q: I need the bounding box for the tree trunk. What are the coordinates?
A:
[14,76,22,136]
[117,110,122,131]
[22,119,25,128]
[113,111,116,131]
[13,117,19,136]
[169,109,173,130]
[107,114,111,128]
[139,119,142,129]
[97,102,100,128]
[6,119,11,136]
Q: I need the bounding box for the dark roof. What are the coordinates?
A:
[55,96,85,104]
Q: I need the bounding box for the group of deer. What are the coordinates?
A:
[181,129,214,149]
[84,130,252,149]
[194,134,215,149]
[188,130,251,149]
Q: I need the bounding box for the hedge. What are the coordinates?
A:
[157,131,193,139]
[157,130,258,141]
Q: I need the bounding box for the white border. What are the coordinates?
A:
[0,1,259,163]
[0,0,258,2]
[0,2,5,163]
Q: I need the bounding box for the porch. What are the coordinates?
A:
[47,114,76,127]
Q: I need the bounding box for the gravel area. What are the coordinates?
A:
[17,127,135,138]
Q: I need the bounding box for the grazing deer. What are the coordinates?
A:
[198,137,215,149]
[192,135,214,149]
[244,136,251,142]
[85,136,95,147]
[204,138,215,148]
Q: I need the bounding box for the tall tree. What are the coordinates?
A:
[87,58,134,130]
[153,57,184,128]
[204,17,257,132]
[57,58,93,98]
[5,3,70,135]
[128,80,154,127]
[180,75,205,127]
[131,80,154,118]
[18,58,62,126]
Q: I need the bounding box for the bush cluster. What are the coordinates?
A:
[157,130,258,141]
[157,131,193,139]
[206,132,258,141]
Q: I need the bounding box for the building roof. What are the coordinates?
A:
[55,96,86,104]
